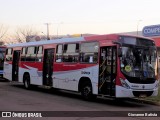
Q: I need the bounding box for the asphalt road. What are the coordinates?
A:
[0,79,159,120]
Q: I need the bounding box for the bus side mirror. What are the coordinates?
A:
[118,48,122,57]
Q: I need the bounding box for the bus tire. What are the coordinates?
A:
[23,74,31,89]
[80,81,96,100]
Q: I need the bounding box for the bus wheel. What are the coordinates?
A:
[81,82,96,100]
[23,74,31,89]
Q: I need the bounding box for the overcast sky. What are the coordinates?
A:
[0,0,160,35]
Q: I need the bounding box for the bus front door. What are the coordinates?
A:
[43,48,54,86]
[99,46,117,96]
[12,50,20,81]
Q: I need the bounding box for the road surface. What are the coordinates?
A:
[0,79,159,120]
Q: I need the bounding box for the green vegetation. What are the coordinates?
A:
[144,86,160,103]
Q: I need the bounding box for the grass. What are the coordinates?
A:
[144,86,160,103]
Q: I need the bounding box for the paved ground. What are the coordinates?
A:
[0,79,159,120]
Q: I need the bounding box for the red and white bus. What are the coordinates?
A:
[3,34,159,99]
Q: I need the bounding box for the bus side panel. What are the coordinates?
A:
[19,62,43,85]
[18,66,25,83]
[3,62,12,81]
[53,65,99,94]
[92,65,99,94]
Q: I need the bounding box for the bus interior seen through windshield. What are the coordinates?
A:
[119,36,157,84]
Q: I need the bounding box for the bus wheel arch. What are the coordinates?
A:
[78,77,96,100]
[23,72,31,89]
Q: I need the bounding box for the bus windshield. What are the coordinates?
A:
[120,45,157,79]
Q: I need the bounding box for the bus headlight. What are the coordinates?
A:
[120,78,130,89]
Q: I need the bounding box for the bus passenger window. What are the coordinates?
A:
[56,44,63,62]
[26,46,37,61]
[21,47,26,61]
[80,42,99,63]
[63,43,79,63]
[6,48,13,61]
[36,46,43,62]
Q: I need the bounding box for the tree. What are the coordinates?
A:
[0,24,8,42]
[15,25,39,43]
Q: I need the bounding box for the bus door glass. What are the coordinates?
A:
[99,46,117,96]
[12,50,20,81]
[43,48,54,86]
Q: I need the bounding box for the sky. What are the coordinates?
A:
[0,0,160,36]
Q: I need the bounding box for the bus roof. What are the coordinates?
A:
[7,34,153,48]
[7,37,85,48]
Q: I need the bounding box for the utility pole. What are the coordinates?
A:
[44,23,51,40]
[137,20,142,35]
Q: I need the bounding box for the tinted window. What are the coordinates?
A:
[21,47,26,61]
[36,46,43,62]
[26,46,37,61]
[63,43,79,63]
[56,44,63,62]
[119,36,154,46]
[80,42,99,63]
[6,48,13,61]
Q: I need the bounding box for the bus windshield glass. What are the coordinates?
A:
[119,37,157,79]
